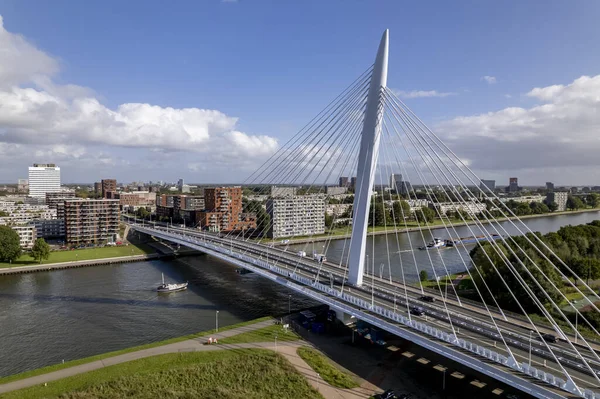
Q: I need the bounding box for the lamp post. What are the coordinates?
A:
[379,263,384,279]
[288,294,291,320]
[442,369,446,391]
[575,312,578,344]
[216,310,219,332]
[529,330,533,366]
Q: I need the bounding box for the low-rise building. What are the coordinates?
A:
[326,186,347,196]
[500,195,545,204]
[432,202,487,217]
[267,195,325,238]
[271,186,297,197]
[31,219,65,239]
[11,225,37,249]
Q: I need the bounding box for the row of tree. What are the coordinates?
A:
[469,221,600,327]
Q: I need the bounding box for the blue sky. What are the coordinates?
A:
[0,0,599,184]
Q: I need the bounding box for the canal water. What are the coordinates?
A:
[0,256,316,377]
[0,211,598,378]
[290,210,600,284]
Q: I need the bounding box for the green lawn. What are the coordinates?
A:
[0,243,156,268]
[0,316,271,385]
[218,324,300,344]
[2,350,322,399]
[297,347,359,389]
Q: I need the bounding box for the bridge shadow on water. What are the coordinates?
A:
[0,293,217,311]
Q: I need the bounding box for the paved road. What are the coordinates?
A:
[136,224,600,395]
[0,318,373,399]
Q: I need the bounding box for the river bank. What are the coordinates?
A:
[275,208,600,246]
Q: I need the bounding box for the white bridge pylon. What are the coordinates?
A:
[348,29,389,287]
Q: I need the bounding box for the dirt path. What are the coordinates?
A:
[0,319,376,399]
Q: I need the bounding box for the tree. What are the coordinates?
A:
[391,200,411,224]
[0,210,9,217]
[419,270,428,282]
[566,195,584,210]
[547,201,558,212]
[368,202,388,226]
[136,207,150,219]
[415,206,435,224]
[324,213,334,229]
[31,238,51,264]
[0,226,21,263]
[587,193,600,208]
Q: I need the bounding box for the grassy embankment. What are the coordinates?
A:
[297,347,359,389]
[218,324,300,344]
[0,317,271,385]
[0,243,156,269]
[2,350,322,399]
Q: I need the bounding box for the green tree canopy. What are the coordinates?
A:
[0,226,22,262]
[415,206,436,224]
[391,201,411,224]
[31,238,51,264]
[566,195,585,210]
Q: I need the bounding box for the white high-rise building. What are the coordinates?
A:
[28,164,61,198]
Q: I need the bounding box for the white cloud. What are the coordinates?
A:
[436,75,600,182]
[393,89,457,99]
[504,94,512,98]
[0,15,278,182]
[481,76,497,84]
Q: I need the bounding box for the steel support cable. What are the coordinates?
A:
[241,86,369,247]
[377,121,426,296]
[379,117,461,340]
[384,88,600,354]
[382,97,544,366]
[378,132,413,315]
[381,91,515,321]
[382,108,586,384]
[221,77,372,245]
[246,77,371,190]
[283,105,366,279]
[393,112,600,391]
[384,90,600,386]
[244,66,373,185]
[229,81,370,245]
[387,89,600,313]
[381,112,463,304]
[235,91,368,271]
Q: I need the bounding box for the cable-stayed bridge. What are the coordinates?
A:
[130,31,600,399]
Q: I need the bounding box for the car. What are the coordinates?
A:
[373,390,399,399]
[419,295,435,303]
[410,307,425,316]
[541,333,558,343]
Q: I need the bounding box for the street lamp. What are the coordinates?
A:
[216,310,219,332]
[575,312,578,344]
[529,330,533,366]
[288,294,291,320]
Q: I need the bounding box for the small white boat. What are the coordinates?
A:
[157,273,188,293]
[419,238,446,250]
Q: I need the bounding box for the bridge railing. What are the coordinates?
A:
[132,226,595,399]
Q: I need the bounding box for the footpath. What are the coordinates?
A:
[0,319,379,399]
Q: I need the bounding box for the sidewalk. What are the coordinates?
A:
[0,319,377,399]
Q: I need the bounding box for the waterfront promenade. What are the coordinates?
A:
[0,319,376,399]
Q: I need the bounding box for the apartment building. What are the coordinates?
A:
[64,199,120,245]
[101,179,117,198]
[266,195,325,238]
[199,187,255,232]
[546,191,569,211]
